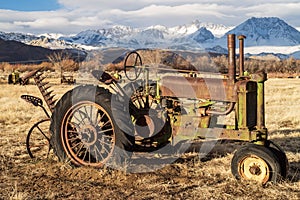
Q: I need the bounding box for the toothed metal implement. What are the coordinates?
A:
[21,69,57,113]
[33,73,57,113]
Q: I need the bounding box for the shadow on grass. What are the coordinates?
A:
[286,162,300,183]
[128,140,243,173]
[129,128,300,182]
[269,129,300,182]
[269,129,300,151]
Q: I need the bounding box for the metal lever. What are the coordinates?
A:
[91,70,118,85]
[19,68,43,85]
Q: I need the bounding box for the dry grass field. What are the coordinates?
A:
[0,76,299,199]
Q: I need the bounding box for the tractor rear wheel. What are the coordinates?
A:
[50,85,134,169]
[231,143,283,184]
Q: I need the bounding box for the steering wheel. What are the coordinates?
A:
[124,51,142,81]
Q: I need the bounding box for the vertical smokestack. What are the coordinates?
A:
[227,34,236,82]
[238,35,246,77]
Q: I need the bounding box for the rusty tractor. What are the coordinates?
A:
[21,34,288,185]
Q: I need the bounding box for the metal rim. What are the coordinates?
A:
[238,154,270,184]
[26,118,51,159]
[61,101,115,167]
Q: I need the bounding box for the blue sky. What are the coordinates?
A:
[0,0,60,11]
[0,0,299,34]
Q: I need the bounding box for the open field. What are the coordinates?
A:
[0,78,299,199]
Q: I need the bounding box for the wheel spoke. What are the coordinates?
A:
[93,146,99,163]
[134,55,139,66]
[78,109,87,124]
[100,120,111,128]
[36,126,50,141]
[67,130,79,134]
[95,145,105,161]
[69,138,81,148]
[82,146,89,161]
[92,105,100,125]
[72,112,83,125]
[84,105,97,125]
[98,128,113,135]
[88,146,92,163]
[97,138,112,146]
[96,111,106,126]
[97,140,111,155]
[75,143,85,157]
[84,106,89,119]
[90,105,94,124]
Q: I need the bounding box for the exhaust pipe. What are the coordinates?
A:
[238,35,246,77]
[227,34,236,82]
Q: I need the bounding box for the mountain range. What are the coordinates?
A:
[0,38,86,64]
[1,17,300,62]
[59,17,300,50]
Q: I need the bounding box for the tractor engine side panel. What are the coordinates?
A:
[236,80,258,129]
[160,76,235,102]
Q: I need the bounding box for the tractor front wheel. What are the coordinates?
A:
[231,144,283,184]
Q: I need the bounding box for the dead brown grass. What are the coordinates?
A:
[0,77,299,199]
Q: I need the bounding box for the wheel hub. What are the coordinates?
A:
[239,155,269,183]
[79,124,97,146]
[249,164,262,176]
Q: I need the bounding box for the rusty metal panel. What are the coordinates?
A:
[194,128,259,141]
[173,126,261,142]
[160,76,236,102]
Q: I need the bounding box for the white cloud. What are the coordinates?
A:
[242,3,300,26]
[107,4,235,27]
[0,1,300,34]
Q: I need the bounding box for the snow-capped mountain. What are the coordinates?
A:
[0,31,38,43]
[58,17,300,51]
[125,28,166,47]
[0,31,79,49]
[189,27,214,43]
[57,21,228,49]
[222,17,300,46]
[169,20,231,38]
[38,33,65,40]
[28,36,79,49]
[61,30,110,46]
[0,37,87,63]
[1,17,300,58]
